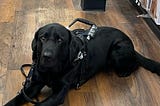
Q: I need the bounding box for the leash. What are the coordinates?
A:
[20,64,52,104]
[20,63,41,104]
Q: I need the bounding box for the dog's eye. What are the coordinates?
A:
[40,36,47,42]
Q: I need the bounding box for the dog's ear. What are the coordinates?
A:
[67,29,72,45]
[69,37,83,64]
[31,30,41,62]
[69,39,77,64]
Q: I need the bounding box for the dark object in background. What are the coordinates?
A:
[81,0,106,11]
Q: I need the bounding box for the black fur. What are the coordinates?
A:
[5,23,160,106]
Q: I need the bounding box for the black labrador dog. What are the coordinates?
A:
[5,23,160,106]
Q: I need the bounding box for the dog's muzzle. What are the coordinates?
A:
[40,50,56,67]
[43,50,53,60]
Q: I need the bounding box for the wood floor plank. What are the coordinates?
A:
[0,93,3,106]
[3,70,25,105]
[7,10,36,70]
[0,0,16,22]
[0,23,13,76]
[0,22,14,105]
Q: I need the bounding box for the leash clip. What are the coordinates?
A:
[78,51,84,60]
[74,51,84,62]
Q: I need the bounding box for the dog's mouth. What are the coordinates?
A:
[39,57,57,68]
[38,58,63,73]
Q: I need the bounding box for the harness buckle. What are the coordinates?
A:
[74,51,84,62]
[78,51,83,59]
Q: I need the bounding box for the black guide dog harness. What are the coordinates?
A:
[68,18,97,89]
[19,18,98,104]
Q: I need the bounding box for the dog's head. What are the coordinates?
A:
[32,23,71,72]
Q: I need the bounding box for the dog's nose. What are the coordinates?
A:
[43,51,53,58]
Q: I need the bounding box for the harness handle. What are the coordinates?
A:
[68,18,98,40]
[20,64,32,78]
[68,18,96,28]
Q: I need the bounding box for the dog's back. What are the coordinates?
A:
[85,27,160,77]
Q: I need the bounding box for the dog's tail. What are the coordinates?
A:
[136,51,160,75]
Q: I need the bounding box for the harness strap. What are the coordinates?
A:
[70,22,97,89]
[72,30,88,89]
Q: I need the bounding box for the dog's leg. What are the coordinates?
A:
[4,82,44,106]
[35,65,80,106]
[109,44,139,77]
[34,82,70,106]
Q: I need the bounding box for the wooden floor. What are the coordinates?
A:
[0,0,160,106]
